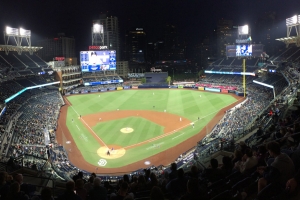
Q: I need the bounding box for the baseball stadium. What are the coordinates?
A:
[0,14,300,200]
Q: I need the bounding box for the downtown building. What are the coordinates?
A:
[216,19,236,58]
[124,28,147,73]
[93,14,120,61]
[37,33,77,65]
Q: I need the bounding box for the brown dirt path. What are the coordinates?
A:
[56,92,244,175]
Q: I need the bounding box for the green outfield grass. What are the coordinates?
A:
[66,89,238,168]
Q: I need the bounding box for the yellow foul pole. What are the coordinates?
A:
[243,59,246,97]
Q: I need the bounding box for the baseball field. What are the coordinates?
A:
[56,89,243,174]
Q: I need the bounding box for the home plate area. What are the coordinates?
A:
[97,145,126,159]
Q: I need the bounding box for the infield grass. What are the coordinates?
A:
[93,117,163,147]
[66,89,238,168]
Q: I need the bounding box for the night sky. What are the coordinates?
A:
[0,0,299,53]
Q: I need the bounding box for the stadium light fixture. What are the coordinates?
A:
[6,26,12,34]
[242,25,249,34]
[6,26,19,35]
[19,28,31,36]
[286,15,299,26]
[93,24,103,33]
[293,15,297,24]
[238,25,249,35]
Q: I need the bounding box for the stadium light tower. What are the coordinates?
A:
[4,26,19,45]
[92,22,104,45]
[4,26,32,54]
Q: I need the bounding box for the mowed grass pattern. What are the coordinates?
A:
[93,117,163,147]
[66,89,238,167]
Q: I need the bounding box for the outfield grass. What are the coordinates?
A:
[66,89,238,168]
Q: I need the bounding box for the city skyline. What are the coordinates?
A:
[0,0,300,56]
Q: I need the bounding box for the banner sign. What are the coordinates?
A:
[109,88,116,91]
[221,89,229,93]
[198,87,204,91]
[117,87,123,91]
[178,85,183,89]
[228,90,236,94]
[132,86,138,89]
[205,87,221,92]
[123,86,130,89]
[100,89,107,92]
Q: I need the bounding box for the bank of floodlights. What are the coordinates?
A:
[19,28,31,37]
[238,25,249,35]
[5,26,19,36]
[286,15,300,26]
[93,23,103,34]
[4,26,32,49]
[5,26,31,36]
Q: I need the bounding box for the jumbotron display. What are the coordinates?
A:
[236,44,252,56]
[80,51,116,72]
[226,44,263,57]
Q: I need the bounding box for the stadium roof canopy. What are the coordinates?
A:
[276,36,300,47]
[0,45,42,55]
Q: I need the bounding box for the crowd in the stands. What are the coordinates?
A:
[1,59,300,199]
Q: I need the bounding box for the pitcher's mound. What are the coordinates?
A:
[120,127,134,133]
[97,145,126,159]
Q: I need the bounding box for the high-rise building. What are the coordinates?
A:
[216,19,236,58]
[93,14,120,61]
[125,28,147,63]
[159,25,186,61]
[37,33,76,63]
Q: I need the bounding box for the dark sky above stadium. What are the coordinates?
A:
[0,0,300,52]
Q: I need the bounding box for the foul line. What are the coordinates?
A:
[66,98,108,148]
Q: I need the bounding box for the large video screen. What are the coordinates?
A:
[80,51,116,72]
[236,45,252,56]
[226,44,263,57]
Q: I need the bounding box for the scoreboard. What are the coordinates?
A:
[80,50,116,72]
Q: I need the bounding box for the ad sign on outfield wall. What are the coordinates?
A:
[205,88,221,93]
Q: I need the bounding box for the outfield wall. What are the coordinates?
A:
[64,85,245,97]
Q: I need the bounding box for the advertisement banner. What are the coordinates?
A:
[132,86,138,89]
[221,89,228,93]
[100,89,107,92]
[198,87,204,91]
[123,86,130,89]
[170,85,178,88]
[205,88,221,93]
[228,90,236,94]
[109,88,116,91]
[117,87,123,91]
[178,85,183,89]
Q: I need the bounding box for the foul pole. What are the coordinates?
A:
[243,59,246,97]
